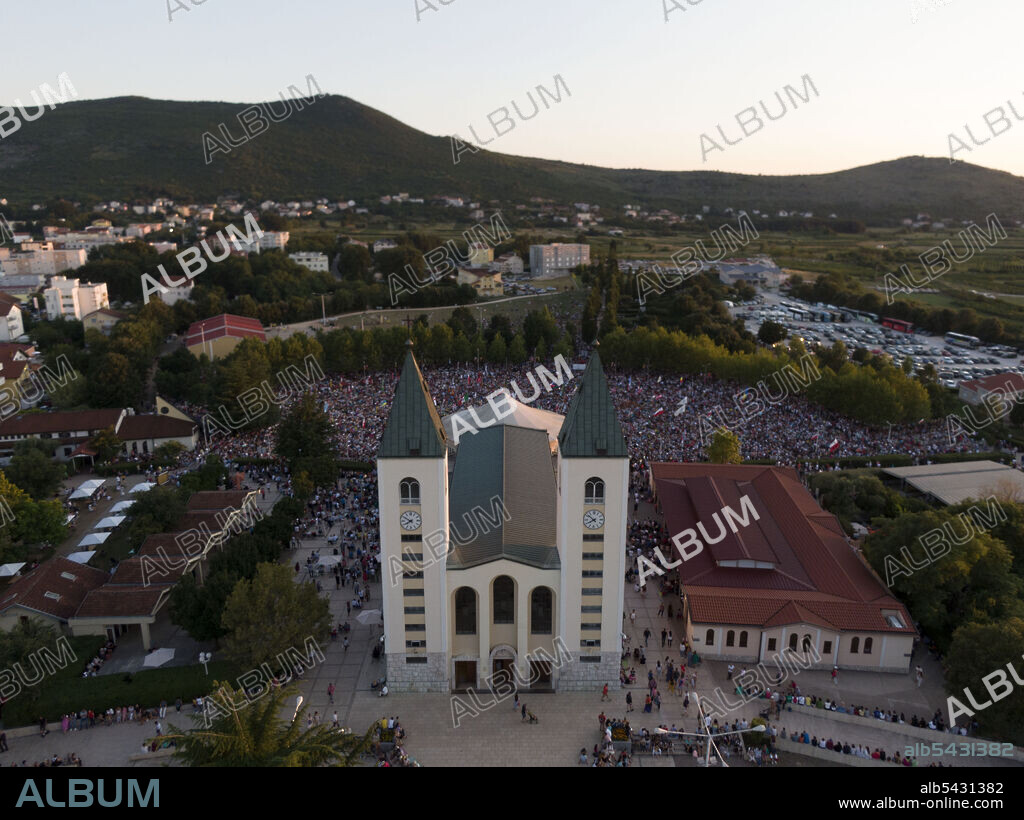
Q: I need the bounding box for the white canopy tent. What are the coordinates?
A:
[0,562,26,577]
[92,515,126,530]
[66,551,98,565]
[109,500,136,513]
[70,479,105,500]
[143,648,175,668]
[77,532,111,548]
[129,482,156,494]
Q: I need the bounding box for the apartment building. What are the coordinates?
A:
[528,243,590,278]
[43,276,110,320]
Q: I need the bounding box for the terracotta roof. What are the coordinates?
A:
[137,532,193,558]
[0,408,122,439]
[117,414,195,441]
[74,586,169,619]
[108,557,187,586]
[177,510,231,532]
[960,372,1024,395]
[186,490,253,511]
[0,557,108,621]
[184,314,265,348]
[651,463,915,635]
[0,292,23,311]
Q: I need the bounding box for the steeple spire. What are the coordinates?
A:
[377,348,447,458]
[557,350,627,458]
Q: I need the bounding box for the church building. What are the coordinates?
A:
[377,345,628,692]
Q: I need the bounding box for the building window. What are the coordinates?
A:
[400,478,420,505]
[850,637,859,654]
[863,637,873,655]
[739,631,748,648]
[581,605,602,614]
[580,639,600,648]
[405,640,425,648]
[401,552,423,561]
[530,587,552,635]
[400,534,422,542]
[802,634,812,653]
[582,534,604,542]
[726,630,735,647]
[406,657,428,664]
[823,641,832,654]
[767,638,777,652]
[404,607,425,614]
[581,588,602,596]
[455,587,476,635]
[403,589,424,597]
[581,570,603,578]
[584,478,604,505]
[705,629,714,646]
[581,553,603,560]
[402,571,424,579]
[406,624,426,632]
[789,634,798,651]
[580,656,601,663]
[581,623,601,631]
[493,575,514,624]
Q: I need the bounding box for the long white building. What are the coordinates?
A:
[529,243,590,278]
[43,276,109,320]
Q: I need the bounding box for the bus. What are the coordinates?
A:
[882,317,914,333]
[945,331,981,349]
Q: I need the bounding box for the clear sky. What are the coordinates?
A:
[1,0,1020,177]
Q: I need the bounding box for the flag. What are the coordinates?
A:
[658,375,663,384]
[810,433,819,441]
[653,408,665,418]
[828,438,840,453]
[628,376,632,388]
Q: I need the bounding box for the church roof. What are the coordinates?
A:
[557,350,627,458]
[377,349,447,459]
[447,425,560,570]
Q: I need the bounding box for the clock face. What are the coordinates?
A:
[583,510,605,530]
[400,511,422,531]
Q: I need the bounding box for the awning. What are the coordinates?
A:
[78,532,111,547]
[129,482,156,493]
[66,551,98,564]
[109,500,136,513]
[0,562,26,577]
[93,515,126,530]
[70,479,105,500]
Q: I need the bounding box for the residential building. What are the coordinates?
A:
[529,243,590,278]
[0,274,45,299]
[0,245,87,276]
[43,276,109,320]
[259,231,289,251]
[649,463,916,673]
[467,243,493,266]
[289,251,330,272]
[82,308,127,336]
[490,253,524,275]
[185,314,266,360]
[456,267,503,298]
[0,293,24,341]
[957,372,1024,406]
[0,557,108,633]
[377,348,627,692]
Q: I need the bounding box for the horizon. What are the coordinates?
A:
[1,0,1020,177]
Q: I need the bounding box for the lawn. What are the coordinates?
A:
[1,635,242,729]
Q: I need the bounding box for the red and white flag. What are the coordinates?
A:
[653,408,665,418]
[828,438,840,453]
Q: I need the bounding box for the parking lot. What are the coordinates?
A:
[734,291,1022,390]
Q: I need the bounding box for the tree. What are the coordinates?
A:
[154,440,186,463]
[487,333,507,364]
[89,426,123,463]
[507,333,528,364]
[446,306,477,339]
[757,320,787,346]
[275,394,340,488]
[163,680,372,767]
[707,428,741,464]
[5,440,65,499]
[221,563,331,669]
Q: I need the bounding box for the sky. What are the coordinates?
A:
[1,0,1021,177]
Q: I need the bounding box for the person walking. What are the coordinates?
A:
[661,628,667,648]
[328,683,335,704]
[630,609,637,627]
[601,683,610,702]
[832,666,839,686]
[626,691,634,712]
[343,636,349,652]
[521,703,527,722]
[643,628,651,647]
[0,731,8,752]
[915,666,924,688]
[513,693,520,711]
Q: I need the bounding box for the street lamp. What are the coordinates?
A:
[198,651,211,675]
[293,695,304,722]
[654,693,767,767]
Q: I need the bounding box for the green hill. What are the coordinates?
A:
[1,94,1023,222]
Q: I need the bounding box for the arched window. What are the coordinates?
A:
[739,631,748,648]
[400,478,420,505]
[726,630,735,647]
[863,637,873,655]
[455,587,476,635]
[788,634,798,651]
[493,576,515,624]
[850,637,860,654]
[802,634,812,653]
[530,588,552,635]
[584,478,605,505]
[705,628,715,646]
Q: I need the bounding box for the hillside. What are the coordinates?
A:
[1,94,1023,222]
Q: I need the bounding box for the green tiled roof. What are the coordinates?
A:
[557,350,628,458]
[447,425,560,571]
[377,350,447,459]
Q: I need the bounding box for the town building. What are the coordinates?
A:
[529,243,590,278]
[490,253,524,275]
[467,243,493,266]
[377,346,627,692]
[957,372,1024,406]
[456,267,502,298]
[82,308,127,336]
[0,293,24,341]
[184,314,266,360]
[0,245,87,276]
[289,251,330,272]
[42,276,109,320]
[649,462,916,673]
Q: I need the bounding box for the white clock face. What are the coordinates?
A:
[583,510,605,530]
[400,511,422,531]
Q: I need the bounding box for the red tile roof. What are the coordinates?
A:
[74,586,169,618]
[0,408,123,439]
[117,414,196,441]
[186,490,253,511]
[651,463,915,634]
[960,372,1024,395]
[0,557,108,621]
[184,314,265,348]
[107,557,187,586]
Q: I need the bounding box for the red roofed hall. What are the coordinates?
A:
[957,371,1024,406]
[649,463,915,673]
[185,314,265,360]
